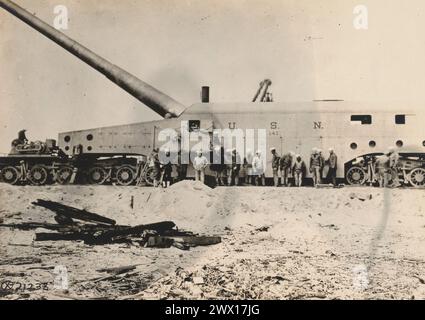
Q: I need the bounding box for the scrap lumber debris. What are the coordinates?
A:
[33,199,116,225]
[255,226,270,232]
[97,265,139,274]
[0,199,221,250]
[0,257,42,266]
[319,223,340,231]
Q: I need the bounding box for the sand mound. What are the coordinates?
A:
[168,180,212,192]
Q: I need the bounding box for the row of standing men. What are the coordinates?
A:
[269,147,338,187]
[148,147,338,188]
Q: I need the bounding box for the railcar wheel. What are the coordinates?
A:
[1,166,20,185]
[408,168,425,188]
[87,167,108,185]
[144,167,155,186]
[346,166,367,185]
[115,166,135,186]
[28,165,49,185]
[56,166,74,185]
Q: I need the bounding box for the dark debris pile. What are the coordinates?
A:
[0,199,221,250]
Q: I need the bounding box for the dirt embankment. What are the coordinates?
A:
[1,181,425,299]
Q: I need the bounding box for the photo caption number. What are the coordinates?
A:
[209,304,260,317]
[0,280,50,292]
[14,281,22,291]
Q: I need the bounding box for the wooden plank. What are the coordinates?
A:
[0,222,65,231]
[0,257,42,265]
[0,222,119,233]
[35,232,94,242]
[96,265,139,274]
[172,236,222,246]
[32,199,116,225]
[35,221,177,245]
[92,221,176,244]
[147,235,221,247]
[145,236,174,248]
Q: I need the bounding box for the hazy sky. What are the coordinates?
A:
[1,0,425,152]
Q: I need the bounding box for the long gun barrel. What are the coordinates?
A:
[0,0,186,118]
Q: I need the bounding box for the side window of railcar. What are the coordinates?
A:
[395,114,406,124]
[350,115,372,125]
[188,120,201,132]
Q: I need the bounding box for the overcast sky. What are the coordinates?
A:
[1,0,425,152]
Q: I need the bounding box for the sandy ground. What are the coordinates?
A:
[1,181,425,300]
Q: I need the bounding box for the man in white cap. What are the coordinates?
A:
[327,148,338,186]
[270,147,280,186]
[192,149,208,183]
[252,150,266,186]
[309,147,321,187]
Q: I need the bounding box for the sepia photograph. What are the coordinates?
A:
[1,0,425,308]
